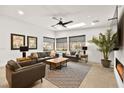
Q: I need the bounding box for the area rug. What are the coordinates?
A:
[45,62,91,88]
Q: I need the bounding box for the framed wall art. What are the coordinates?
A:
[11,34,25,50]
[27,36,37,49]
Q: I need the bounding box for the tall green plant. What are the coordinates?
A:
[89,29,117,61]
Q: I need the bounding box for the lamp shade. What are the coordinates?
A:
[82,46,87,50]
[20,46,28,52]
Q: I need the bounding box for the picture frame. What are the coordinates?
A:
[11,33,25,50]
[27,36,37,49]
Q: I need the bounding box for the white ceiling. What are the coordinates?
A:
[0,5,116,31]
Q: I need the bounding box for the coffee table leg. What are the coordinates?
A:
[60,62,61,69]
[66,61,67,67]
[50,63,52,70]
[86,57,88,63]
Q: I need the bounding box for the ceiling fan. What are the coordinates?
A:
[51,17,73,28]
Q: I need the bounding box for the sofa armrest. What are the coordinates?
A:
[76,54,79,58]
[62,53,66,57]
[55,53,59,58]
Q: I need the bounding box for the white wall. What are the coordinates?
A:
[55,26,114,64]
[0,15,55,66]
[0,15,115,66]
[0,13,116,67]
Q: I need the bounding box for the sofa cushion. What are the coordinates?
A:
[37,52,42,58]
[38,57,52,62]
[66,51,70,56]
[44,57,51,60]
[37,52,47,58]
[45,52,50,57]
[43,52,48,57]
[18,60,37,67]
[31,53,38,58]
[66,55,76,58]
[38,58,46,62]
[70,51,76,55]
[7,60,21,71]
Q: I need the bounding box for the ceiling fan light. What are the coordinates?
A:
[18,10,24,15]
[55,25,65,30]
[91,22,95,25]
[67,22,86,29]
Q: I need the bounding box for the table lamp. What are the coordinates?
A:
[20,46,28,57]
[82,46,87,55]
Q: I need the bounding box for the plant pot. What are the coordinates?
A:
[101,59,111,68]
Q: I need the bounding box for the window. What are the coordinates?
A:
[56,37,67,51]
[69,35,86,51]
[43,37,55,51]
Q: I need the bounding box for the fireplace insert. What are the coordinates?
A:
[116,58,124,82]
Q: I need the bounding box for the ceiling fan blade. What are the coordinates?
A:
[62,25,67,28]
[51,24,56,27]
[52,17,60,21]
[63,21,73,25]
[51,23,59,27]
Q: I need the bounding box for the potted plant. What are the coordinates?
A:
[89,29,117,68]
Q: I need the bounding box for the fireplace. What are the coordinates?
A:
[116,58,124,82]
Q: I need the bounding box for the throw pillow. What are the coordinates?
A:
[50,50,56,57]
[79,51,83,58]
[75,51,79,55]
[31,53,38,58]
[70,51,76,55]
[66,51,70,55]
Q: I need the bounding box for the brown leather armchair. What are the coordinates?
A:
[6,60,46,88]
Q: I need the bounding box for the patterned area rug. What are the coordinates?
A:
[45,62,91,88]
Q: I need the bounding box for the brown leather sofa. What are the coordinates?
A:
[62,51,80,62]
[30,52,59,63]
[6,60,46,88]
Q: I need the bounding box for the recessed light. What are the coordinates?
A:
[67,22,86,29]
[91,22,95,26]
[18,10,24,15]
[88,16,91,18]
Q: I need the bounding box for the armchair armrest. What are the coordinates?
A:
[13,62,45,75]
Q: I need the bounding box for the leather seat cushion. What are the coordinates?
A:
[38,58,46,62]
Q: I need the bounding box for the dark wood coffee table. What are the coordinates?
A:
[46,57,69,70]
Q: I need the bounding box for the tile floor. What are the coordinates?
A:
[79,63,117,88]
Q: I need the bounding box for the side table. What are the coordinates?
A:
[16,57,32,62]
[80,55,88,63]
